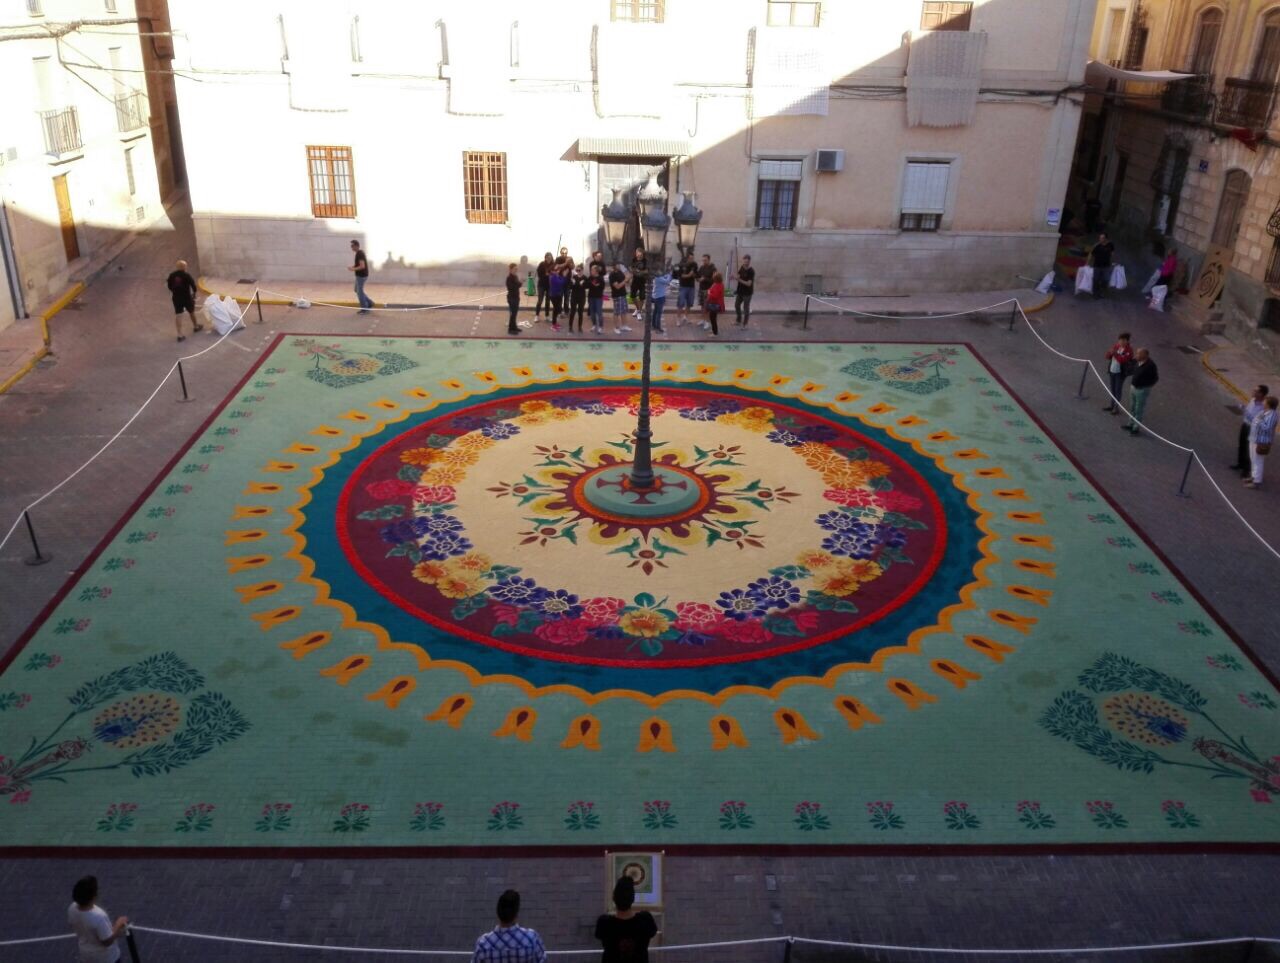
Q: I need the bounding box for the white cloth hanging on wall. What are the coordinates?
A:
[905,30,986,127]
[750,30,829,118]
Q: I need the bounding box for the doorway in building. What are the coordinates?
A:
[596,158,669,264]
[52,174,79,263]
[1211,169,1251,255]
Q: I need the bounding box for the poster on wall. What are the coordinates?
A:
[605,852,663,909]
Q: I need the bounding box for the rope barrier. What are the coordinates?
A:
[256,288,505,313]
[0,293,258,558]
[805,293,1020,321]
[4,926,1276,956]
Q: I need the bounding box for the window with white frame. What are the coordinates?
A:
[756,159,802,230]
[767,1,821,27]
[900,160,950,232]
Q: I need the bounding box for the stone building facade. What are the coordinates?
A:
[167,0,1094,295]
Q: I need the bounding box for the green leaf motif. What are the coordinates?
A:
[805,590,858,613]
[451,595,489,621]
[762,616,806,637]
[769,565,811,581]
[357,505,406,521]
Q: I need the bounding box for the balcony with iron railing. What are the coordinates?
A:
[114,91,146,133]
[1160,73,1214,121]
[38,106,82,156]
[1216,77,1279,129]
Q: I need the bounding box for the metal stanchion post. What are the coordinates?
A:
[1075,360,1089,400]
[23,510,51,566]
[782,936,794,963]
[1009,304,1017,332]
[255,290,264,325]
[1176,451,1195,498]
[803,295,810,331]
[177,361,192,403]
[125,925,142,962]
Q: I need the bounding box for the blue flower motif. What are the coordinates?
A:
[678,407,719,422]
[766,429,804,447]
[576,401,617,416]
[715,588,769,621]
[797,424,839,443]
[746,576,801,610]
[418,512,465,537]
[875,525,907,550]
[480,422,520,440]
[380,517,432,544]
[490,576,549,606]
[534,589,582,620]
[420,532,473,561]
[679,398,741,421]
[815,510,868,534]
[674,631,712,647]
[450,415,493,431]
[821,529,879,559]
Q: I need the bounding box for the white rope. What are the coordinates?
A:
[1012,302,1280,562]
[4,927,1276,956]
[806,293,1020,321]
[256,288,504,313]
[0,293,257,557]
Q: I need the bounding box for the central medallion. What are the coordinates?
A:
[575,463,707,523]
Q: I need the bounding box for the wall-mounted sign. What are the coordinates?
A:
[1046,208,1062,227]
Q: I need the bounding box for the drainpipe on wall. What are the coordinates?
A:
[0,201,27,322]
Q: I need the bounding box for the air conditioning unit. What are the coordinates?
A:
[815,149,844,172]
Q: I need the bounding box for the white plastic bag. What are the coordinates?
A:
[203,295,245,335]
[1148,284,1168,311]
[1074,265,1094,295]
[293,298,311,309]
[1141,268,1161,295]
[1110,264,1128,290]
[1035,271,1055,294]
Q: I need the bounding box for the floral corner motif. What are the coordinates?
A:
[1085,800,1128,829]
[332,802,371,833]
[943,800,980,830]
[718,800,753,830]
[175,803,215,832]
[1160,800,1200,829]
[96,802,139,832]
[488,801,523,831]
[793,801,830,831]
[642,800,677,830]
[1015,800,1056,830]
[410,802,445,831]
[866,801,904,830]
[564,800,599,831]
[255,803,293,832]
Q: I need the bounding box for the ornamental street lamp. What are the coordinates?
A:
[600,187,629,262]
[673,190,703,257]
[628,176,675,490]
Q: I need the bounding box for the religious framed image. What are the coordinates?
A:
[604,851,663,908]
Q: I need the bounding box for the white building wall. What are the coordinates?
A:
[171,0,1093,295]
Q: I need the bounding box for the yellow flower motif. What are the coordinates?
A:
[439,447,480,468]
[696,364,717,375]
[437,573,484,599]
[619,608,671,639]
[421,465,467,485]
[454,433,496,452]
[510,366,533,378]
[796,443,844,471]
[549,363,569,374]
[722,406,774,432]
[474,371,497,383]
[446,552,492,575]
[585,361,604,373]
[548,407,580,422]
[844,559,884,583]
[816,571,864,597]
[516,412,550,427]
[400,447,441,467]
[412,561,450,585]
[797,549,841,571]
[330,357,380,375]
[520,399,553,414]
[622,361,642,373]
[660,363,680,373]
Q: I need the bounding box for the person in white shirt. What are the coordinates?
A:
[1230,384,1268,478]
[67,875,128,963]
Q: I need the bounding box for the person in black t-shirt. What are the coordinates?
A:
[568,266,587,332]
[534,253,554,320]
[608,264,631,334]
[1089,234,1115,300]
[587,265,606,334]
[696,254,717,325]
[734,255,755,327]
[629,247,648,321]
[595,876,658,963]
[166,259,203,342]
[348,240,373,313]
[504,263,521,335]
[675,254,698,326]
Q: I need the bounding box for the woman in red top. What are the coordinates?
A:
[705,272,725,337]
[1103,331,1134,414]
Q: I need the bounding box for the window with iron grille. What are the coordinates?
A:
[900,160,950,232]
[306,146,357,219]
[920,1,972,31]
[462,152,508,224]
[611,0,664,23]
[756,159,801,230]
[767,1,821,27]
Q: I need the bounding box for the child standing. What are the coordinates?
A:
[548,268,568,332]
[609,263,631,335]
[705,271,725,337]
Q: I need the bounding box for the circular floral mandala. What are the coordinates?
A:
[305,382,982,698]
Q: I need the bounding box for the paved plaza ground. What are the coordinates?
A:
[2,201,1279,960]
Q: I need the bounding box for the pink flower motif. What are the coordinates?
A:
[365,478,416,501]
[9,790,31,805]
[580,596,626,627]
[491,604,522,627]
[1250,789,1272,803]
[413,484,457,504]
[823,488,880,508]
[534,618,590,646]
[720,619,775,645]
[674,601,726,634]
[877,490,923,511]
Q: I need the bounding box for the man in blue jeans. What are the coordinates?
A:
[650,264,673,334]
[348,240,373,313]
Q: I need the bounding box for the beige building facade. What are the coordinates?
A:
[170,0,1093,296]
[0,0,172,333]
[1072,0,1280,352]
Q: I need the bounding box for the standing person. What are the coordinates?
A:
[548,267,568,332]
[505,263,521,336]
[568,265,588,333]
[534,253,554,321]
[1123,348,1158,436]
[1157,247,1178,308]
[734,255,755,327]
[1245,395,1279,490]
[650,263,672,334]
[696,254,717,326]
[588,250,607,281]
[1231,385,1270,477]
[609,263,631,334]
[675,254,698,326]
[68,875,128,963]
[1102,332,1134,414]
[472,890,547,963]
[629,247,648,321]
[1089,233,1115,300]
[595,875,659,963]
[705,271,725,337]
[348,240,374,313]
[554,246,570,271]
[166,259,203,342]
[587,265,606,334]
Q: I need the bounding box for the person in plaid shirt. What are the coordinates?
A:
[472,890,547,963]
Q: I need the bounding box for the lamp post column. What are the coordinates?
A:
[629,270,657,491]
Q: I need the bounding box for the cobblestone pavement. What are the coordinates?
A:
[1,201,1279,958]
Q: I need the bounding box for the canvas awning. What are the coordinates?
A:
[576,136,690,158]
[1084,60,1195,87]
